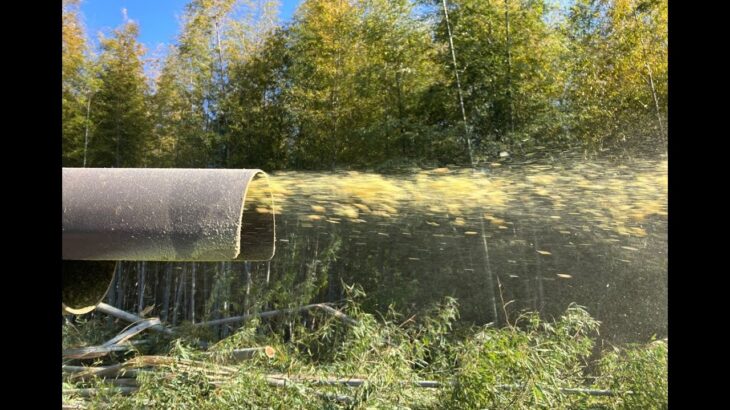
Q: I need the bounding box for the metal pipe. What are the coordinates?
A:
[62,168,276,314]
[62,168,276,262]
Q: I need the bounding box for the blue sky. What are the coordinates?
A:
[79,0,302,51]
[77,0,573,55]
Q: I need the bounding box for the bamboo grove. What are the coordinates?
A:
[62,0,668,170]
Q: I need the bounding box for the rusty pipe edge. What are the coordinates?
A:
[63,168,276,262]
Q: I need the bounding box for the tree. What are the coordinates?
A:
[223,26,292,170]
[152,0,282,168]
[170,0,237,167]
[286,0,365,168]
[426,0,565,157]
[355,0,440,162]
[286,0,441,168]
[149,48,192,167]
[88,17,152,167]
[62,0,97,166]
[562,0,667,150]
[610,0,667,145]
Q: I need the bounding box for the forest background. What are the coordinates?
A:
[62,0,668,171]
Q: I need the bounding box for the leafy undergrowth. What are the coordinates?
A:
[62,288,667,409]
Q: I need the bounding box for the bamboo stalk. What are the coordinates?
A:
[172,264,185,326]
[532,229,545,314]
[96,303,173,335]
[107,378,139,387]
[64,387,138,397]
[64,357,626,398]
[63,341,146,360]
[162,263,171,322]
[263,376,353,403]
[266,375,441,388]
[265,376,623,396]
[102,318,162,347]
[63,364,142,380]
[210,346,276,363]
[193,303,358,328]
[441,0,474,166]
[559,387,621,396]
[495,384,624,397]
[480,217,499,324]
[191,262,196,324]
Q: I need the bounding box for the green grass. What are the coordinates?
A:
[62,288,667,409]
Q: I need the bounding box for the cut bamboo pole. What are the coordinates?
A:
[194,303,358,328]
[64,387,138,397]
[63,341,146,360]
[209,346,276,364]
[496,383,624,397]
[264,376,622,396]
[265,375,442,388]
[96,302,173,335]
[63,364,141,380]
[63,356,627,398]
[102,318,162,347]
[106,378,139,387]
